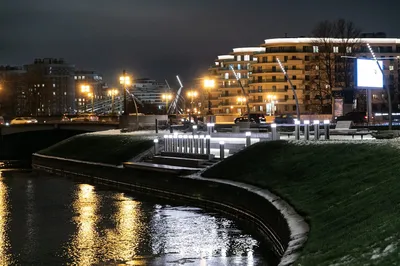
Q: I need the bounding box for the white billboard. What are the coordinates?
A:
[356,59,383,88]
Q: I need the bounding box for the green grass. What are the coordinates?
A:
[38,133,154,165]
[203,140,400,265]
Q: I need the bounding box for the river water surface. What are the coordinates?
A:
[0,169,271,265]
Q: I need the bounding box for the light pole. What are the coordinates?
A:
[119,70,131,116]
[267,95,278,116]
[107,89,119,114]
[277,58,300,120]
[80,84,91,113]
[187,90,198,122]
[87,92,94,113]
[237,96,246,115]
[162,93,173,115]
[367,43,392,130]
[204,79,215,115]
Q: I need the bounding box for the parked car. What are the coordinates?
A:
[0,116,4,125]
[234,113,266,124]
[71,114,99,122]
[336,112,368,124]
[10,117,38,125]
[61,115,71,122]
[274,114,295,124]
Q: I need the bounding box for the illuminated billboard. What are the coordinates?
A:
[356,59,383,88]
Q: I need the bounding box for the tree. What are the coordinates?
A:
[307,19,362,115]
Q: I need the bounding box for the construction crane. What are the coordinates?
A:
[167,75,185,115]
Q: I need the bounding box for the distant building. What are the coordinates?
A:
[361,32,387,38]
[131,78,170,114]
[25,58,75,116]
[74,70,107,113]
[0,66,27,116]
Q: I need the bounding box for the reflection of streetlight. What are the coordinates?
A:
[162,93,173,115]
[204,79,215,115]
[107,89,119,114]
[266,95,278,116]
[119,70,131,116]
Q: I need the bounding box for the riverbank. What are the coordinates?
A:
[38,132,155,165]
[203,139,400,265]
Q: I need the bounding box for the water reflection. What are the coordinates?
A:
[69,184,99,266]
[22,179,37,256]
[0,171,14,265]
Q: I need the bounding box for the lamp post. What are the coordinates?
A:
[87,92,94,113]
[277,58,300,120]
[266,95,278,116]
[187,90,198,122]
[204,79,215,115]
[367,43,392,130]
[162,93,173,115]
[237,96,246,115]
[119,70,131,116]
[80,84,91,113]
[107,89,119,114]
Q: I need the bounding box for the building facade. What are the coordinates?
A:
[0,66,27,116]
[74,70,107,113]
[131,78,170,114]
[25,58,75,116]
[207,38,400,116]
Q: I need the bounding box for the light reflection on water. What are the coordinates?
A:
[0,170,270,265]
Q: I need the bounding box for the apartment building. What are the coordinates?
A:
[208,37,400,116]
[25,58,75,116]
[0,66,26,116]
[74,70,107,112]
[208,47,264,115]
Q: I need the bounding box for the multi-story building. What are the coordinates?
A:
[131,78,170,114]
[208,47,264,115]
[74,70,107,112]
[0,66,27,116]
[25,58,75,116]
[208,37,400,116]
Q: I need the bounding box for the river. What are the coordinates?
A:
[0,169,272,265]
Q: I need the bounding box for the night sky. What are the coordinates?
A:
[1,0,399,87]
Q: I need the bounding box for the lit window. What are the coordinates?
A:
[53,92,56,95]
[42,84,45,87]
[64,92,67,95]
[373,94,378,99]
[224,73,229,79]
[315,65,319,70]
[215,62,219,66]
[333,46,339,53]
[74,76,77,80]
[221,62,224,67]
[313,46,319,53]
[237,55,241,61]
[237,64,241,70]
[244,55,250,61]
[53,84,56,87]
[237,73,241,79]
[389,65,394,71]
[346,47,352,53]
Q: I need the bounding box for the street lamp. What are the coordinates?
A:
[367,43,392,130]
[87,92,94,113]
[266,95,278,116]
[237,96,246,115]
[277,58,300,120]
[107,89,119,114]
[80,84,91,113]
[119,70,131,116]
[162,93,173,115]
[187,90,198,121]
[204,78,215,115]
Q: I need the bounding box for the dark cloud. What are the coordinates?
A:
[1,0,399,86]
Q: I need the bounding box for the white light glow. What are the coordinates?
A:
[232,47,266,53]
[271,123,277,128]
[192,125,197,129]
[276,58,286,75]
[206,135,211,139]
[153,139,159,143]
[219,141,225,145]
[324,120,330,124]
[217,55,235,60]
[313,120,320,125]
[295,120,300,125]
[357,59,383,88]
[163,135,168,139]
[194,135,199,139]
[245,132,251,136]
[304,120,310,125]
[264,37,400,45]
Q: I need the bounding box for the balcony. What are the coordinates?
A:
[287,59,304,64]
[250,79,287,84]
[251,69,281,74]
[286,69,304,75]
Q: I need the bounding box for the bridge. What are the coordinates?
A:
[0,122,119,136]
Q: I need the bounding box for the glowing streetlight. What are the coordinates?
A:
[277,57,300,119]
[108,89,119,114]
[80,84,92,112]
[119,70,131,116]
[87,92,94,113]
[187,90,198,118]
[162,93,173,114]
[204,78,215,115]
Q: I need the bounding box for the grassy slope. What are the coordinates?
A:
[38,133,154,165]
[203,140,400,266]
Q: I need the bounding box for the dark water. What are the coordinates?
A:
[0,170,270,265]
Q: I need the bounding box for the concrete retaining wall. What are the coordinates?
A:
[32,153,308,266]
